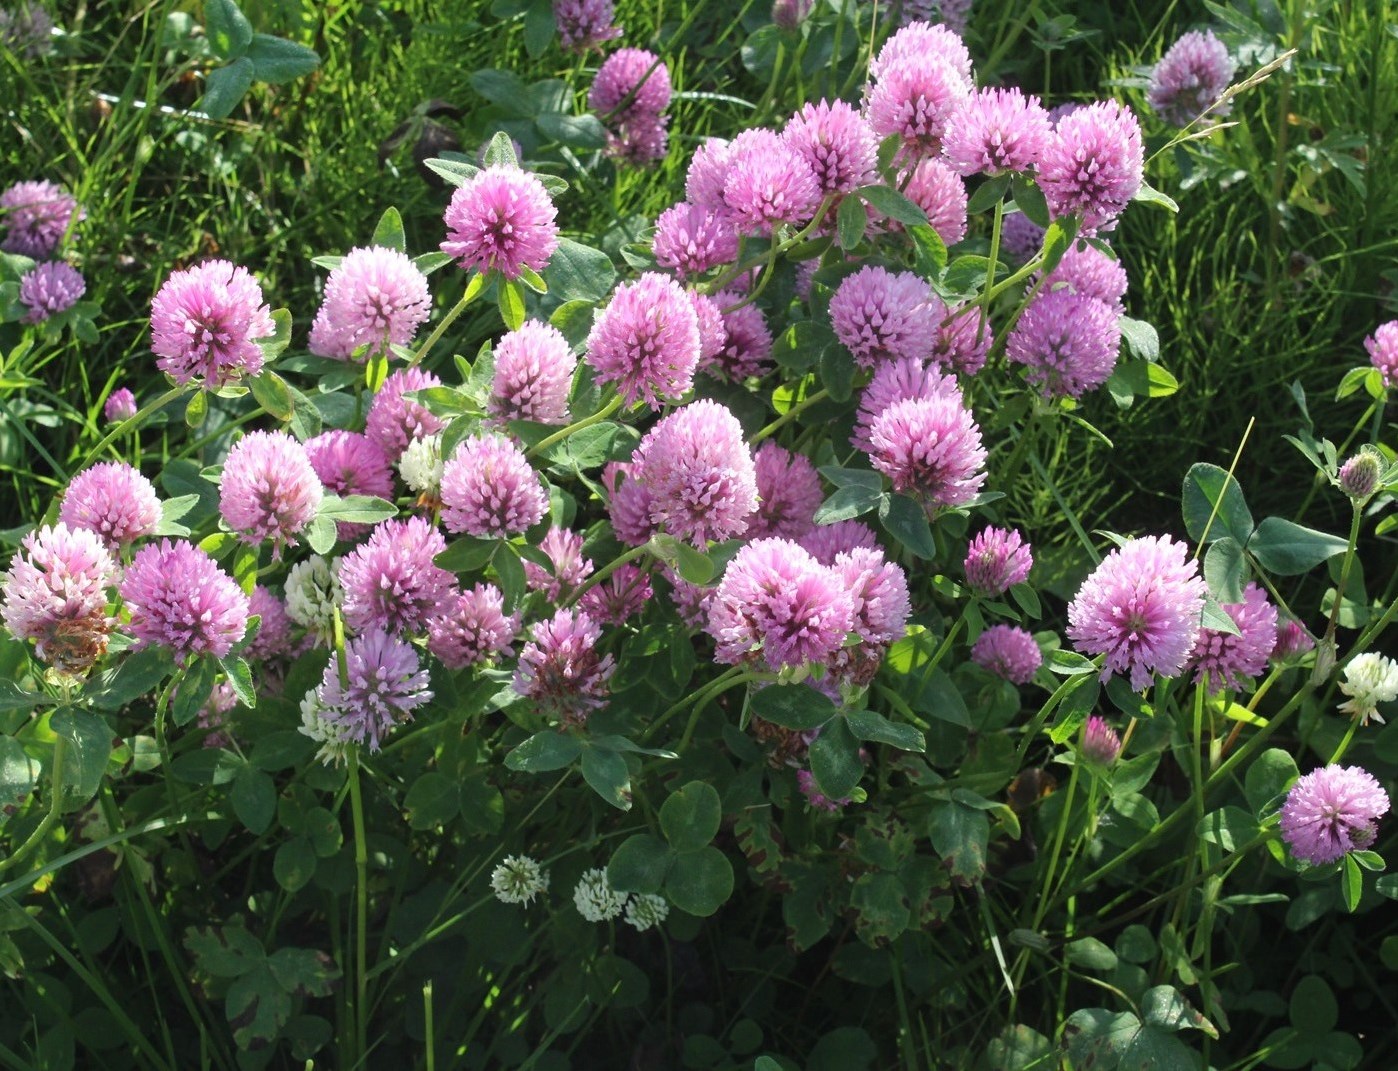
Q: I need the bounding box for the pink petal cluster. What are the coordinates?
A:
[1067,534,1207,691]
[1081,715,1122,766]
[308,246,431,361]
[866,393,987,508]
[964,526,1033,596]
[652,202,739,278]
[440,433,548,538]
[900,157,969,246]
[721,129,822,237]
[1038,100,1144,233]
[315,628,433,751]
[426,584,521,669]
[338,516,454,635]
[441,166,559,279]
[943,87,1052,177]
[686,138,735,209]
[245,585,293,663]
[1364,321,1398,388]
[523,526,594,602]
[553,0,621,51]
[929,301,991,376]
[120,539,249,661]
[103,388,138,424]
[219,431,324,549]
[1040,242,1129,310]
[304,429,394,539]
[852,356,959,452]
[782,99,879,195]
[971,624,1042,684]
[590,49,672,165]
[587,272,701,407]
[365,367,447,460]
[870,22,974,84]
[18,261,85,323]
[149,260,275,387]
[1273,618,1315,661]
[513,608,616,724]
[1189,582,1278,693]
[830,265,939,368]
[800,520,879,565]
[59,462,162,547]
[604,460,657,547]
[1006,288,1121,398]
[1280,764,1390,866]
[750,442,823,540]
[578,565,653,626]
[1,179,81,257]
[707,291,773,381]
[865,25,974,156]
[490,320,577,425]
[1,523,116,673]
[1148,30,1234,128]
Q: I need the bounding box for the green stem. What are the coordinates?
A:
[751,388,830,444]
[526,395,622,459]
[347,749,369,1062]
[0,734,67,876]
[410,276,485,368]
[566,542,652,607]
[1321,503,1364,649]
[978,196,1007,347]
[677,672,753,753]
[644,666,749,744]
[76,385,186,470]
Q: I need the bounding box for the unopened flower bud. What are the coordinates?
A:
[1081,715,1122,767]
[1338,449,1381,501]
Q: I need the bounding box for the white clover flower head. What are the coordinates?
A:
[572,867,628,922]
[624,892,669,932]
[399,432,445,496]
[298,689,350,766]
[491,855,550,905]
[1338,652,1398,725]
[285,555,342,643]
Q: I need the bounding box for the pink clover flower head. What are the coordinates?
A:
[1338,450,1382,501]
[586,272,701,407]
[772,0,813,32]
[589,48,672,120]
[1148,30,1234,128]
[1273,618,1315,662]
[245,585,292,662]
[1,179,81,257]
[219,430,324,549]
[553,0,621,51]
[750,441,823,540]
[1067,534,1207,691]
[707,537,855,671]
[943,86,1052,177]
[1,523,116,673]
[523,526,594,602]
[1280,764,1390,866]
[308,245,431,361]
[604,461,656,546]
[489,320,577,425]
[797,768,850,812]
[1041,242,1129,310]
[1189,582,1278,693]
[1364,321,1398,388]
[871,22,974,85]
[685,138,735,211]
[721,129,822,237]
[365,367,447,460]
[800,520,879,565]
[852,355,959,452]
[652,202,739,278]
[1006,288,1121,398]
[866,394,988,507]
[1081,715,1122,767]
[19,260,84,323]
[196,682,238,749]
[1038,100,1144,233]
[606,113,670,166]
[835,546,910,646]
[103,388,138,424]
[865,57,971,156]
[830,265,939,368]
[782,99,879,196]
[688,291,728,365]
[59,462,161,548]
[426,583,521,669]
[1001,212,1046,264]
[338,516,454,635]
[971,624,1043,684]
[665,567,714,629]
[578,564,653,626]
[304,429,394,539]
[964,526,1033,596]
[930,301,991,375]
[440,433,548,538]
[120,539,249,661]
[513,608,616,724]
[707,290,773,381]
[900,157,968,246]
[632,399,759,546]
[149,260,275,388]
[316,628,433,751]
[441,165,559,280]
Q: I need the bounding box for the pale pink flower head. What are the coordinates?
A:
[750,442,823,540]
[665,567,715,629]
[1280,764,1390,866]
[1041,242,1129,310]
[149,260,275,388]
[1148,30,1234,128]
[1038,100,1144,233]
[964,526,1033,596]
[523,526,594,602]
[1006,288,1121,398]
[830,265,940,368]
[632,399,759,546]
[652,202,739,278]
[721,129,822,237]
[1189,582,1278,693]
[604,460,657,546]
[852,355,960,452]
[304,429,394,539]
[103,388,138,424]
[1081,715,1122,766]
[365,367,447,460]
[706,537,855,671]
[308,246,431,361]
[553,0,621,51]
[59,462,161,548]
[1,523,115,673]
[490,320,577,426]
[120,539,249,661]
[245,585,293,662]
[782,99,879,195]
[513,608,616,725]
[835,546,910,646]
[439,433,548,538]
[930,301,991,376]
[800,520,879,565]
[219,430,324,550]
[943,86,1052,177]
[900,157,968,246]
[338,516,454,635]
[18,261,85,323]
[1067,534,1207,691]
[586,272,701,408]
[688,291,728,366]
[605,113,670,166]
[865,57,971,156]
[426,583,521,669]
[866,394,987,507]
[1364,321,1398,388]
[578,565,652,626]
[706,291,773,381]
[589,48,672,120]
[871,22,974,84]
[686,138,735,211]
[1273,618,1315,662]
[1,180,81,257]
[1001,212,1046,264]
[315,627,433,751]
[971,624,1043,684]
[441,166,559,280]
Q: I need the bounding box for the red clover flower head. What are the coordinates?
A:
[553,0,621,52]
[900,157,968,246]
[1,179,81,257]
[365,367,447,461]
[513,608,616,725]
[1067,534,1207,691]
[688,291,729,366]
[245,585,293,663]
[1038,100,1144,233]
[830,265,940,368]
[103,388,138,424]
[578,565,653,626]
[930,301,992,375]
[490,320,577,426]
[1272,618,1315,662]
[315,627,433,751]
[120,539,249,661]
[865,57,971,156]
[685,138,735,211]
[943,86,1052,177]
[852,355,960,453]
[1189,582,1278,693]
[304,429,394,539]
[1006,288,1121,398]
[782,99,879,196]
[308,245,431,361]
[800,520,879,565]
[18,260,85,323]
[338,516,455,635]
[426,583,521,669]
[149,260,275,388]
[441,166,559,280]
[1,523,116,673]
[1081,715,1122,766]
[1364,321,1398,388]
[1040,242,1129,310]
[439,433,548,538]
[1148,30,1234,128]
[971,624,1043,684]
[586,272,701,407]
[604,461,657,547]
[59,462,161,548]
[219,430,324,550]
[1001,212,1046,264]
[652,202,739,278]
[835,546,910,647]
[871,22,974,85]
[589,48,672,121]
[706,291,773,381]
[1280,765,1390,866]
[866,394,988,508]
[964,526,1033,596]
[750,441,823,540]
[606,113,670,166]
[721,129,822,237]
[523,526,595,602]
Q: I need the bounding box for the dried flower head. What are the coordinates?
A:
[1,523,115,673]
